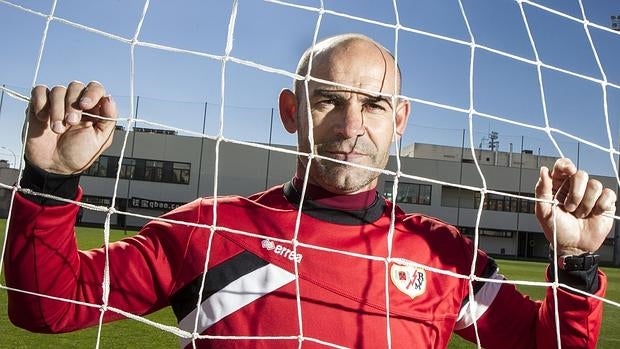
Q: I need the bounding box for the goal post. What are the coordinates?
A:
[0,0,619,348]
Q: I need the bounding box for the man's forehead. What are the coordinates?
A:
[307,41,398,95]
[306,65,398,96]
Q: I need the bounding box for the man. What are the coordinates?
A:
[5,34,616,348]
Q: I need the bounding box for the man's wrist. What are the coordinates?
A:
[19,159,81,206]
[553,246,589,257]
[548,244,600,293]
[549,244,598,271]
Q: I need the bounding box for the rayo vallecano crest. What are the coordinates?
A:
[390,263,427,299]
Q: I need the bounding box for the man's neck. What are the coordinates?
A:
[291,176,377,210]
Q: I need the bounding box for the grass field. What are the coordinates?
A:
[1,219,619,348]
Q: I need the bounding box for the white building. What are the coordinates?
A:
[1,128,618,265]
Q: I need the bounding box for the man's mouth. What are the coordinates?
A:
[323,150,368,161]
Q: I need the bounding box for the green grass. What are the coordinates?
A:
[0,220,179,348]
[1,219,619,348]
[447,260,620,348]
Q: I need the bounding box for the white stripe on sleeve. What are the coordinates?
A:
[179,263,296,348]
[454,272,504,331]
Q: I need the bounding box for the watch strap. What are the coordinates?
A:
[559,253,600,271]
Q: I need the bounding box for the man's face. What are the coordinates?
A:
[295,40,409,194]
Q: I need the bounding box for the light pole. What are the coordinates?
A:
[0,146,16,168]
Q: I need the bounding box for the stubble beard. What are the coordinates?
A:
[299,138,388,194]
[311,159,377,193]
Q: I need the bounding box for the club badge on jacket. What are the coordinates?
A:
[390,263,427,299]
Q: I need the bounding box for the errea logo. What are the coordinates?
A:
[261,239,303,263]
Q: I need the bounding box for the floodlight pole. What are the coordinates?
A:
[196,101,208,198]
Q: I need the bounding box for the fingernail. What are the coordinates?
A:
[66,112,79,123]
[80,97,92,106]
[52,121,65,133]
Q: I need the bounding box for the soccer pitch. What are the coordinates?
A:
[0,220,619,348]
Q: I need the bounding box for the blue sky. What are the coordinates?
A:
[1,0,620,177]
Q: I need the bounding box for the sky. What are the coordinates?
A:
[1,0,620,178]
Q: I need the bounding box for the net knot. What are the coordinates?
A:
[192,332,200,340]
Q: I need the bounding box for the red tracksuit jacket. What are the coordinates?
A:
[5,183,605,348]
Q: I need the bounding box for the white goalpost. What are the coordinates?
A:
[1,0,620,348]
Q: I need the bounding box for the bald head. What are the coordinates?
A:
[294,34,402,101]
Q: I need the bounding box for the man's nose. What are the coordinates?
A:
[335,104,365,139]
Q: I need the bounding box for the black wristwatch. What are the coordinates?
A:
[557,253,600,271]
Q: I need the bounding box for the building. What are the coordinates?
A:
[1,128,618,265]
[0,160,19,217]
[392,143,617,264]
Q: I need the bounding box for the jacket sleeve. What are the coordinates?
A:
[454,256,606,349]
[4,189,197,333]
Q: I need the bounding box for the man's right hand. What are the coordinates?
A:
[26,81,117,175]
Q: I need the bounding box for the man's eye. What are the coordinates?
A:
[365,103,386,113]
[317,99,337,107]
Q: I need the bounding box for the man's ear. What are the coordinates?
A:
[394,99,410,138]
[279,89,298,134]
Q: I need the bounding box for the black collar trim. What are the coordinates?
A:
[282,181,386,225]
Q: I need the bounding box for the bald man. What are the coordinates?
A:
[5,34,614,348]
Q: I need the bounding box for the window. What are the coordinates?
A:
[84,157,108,177]
[144,160,163,182]
[473,191,534,214]
[384,181,432,205]
[121,158,136,179]
[518,195,535,214]
[84,155,191,185]
[459,226,514,238]
[173,162,191,184]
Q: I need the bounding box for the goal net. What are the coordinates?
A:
[0,0,619,348]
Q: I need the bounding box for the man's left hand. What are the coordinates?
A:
[535,158,616,255]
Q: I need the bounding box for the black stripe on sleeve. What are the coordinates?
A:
[459,257,499,311]
[170,250,268,322]
[471,257,498,295]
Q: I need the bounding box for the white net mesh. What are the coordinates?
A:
[1,0,620,348]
